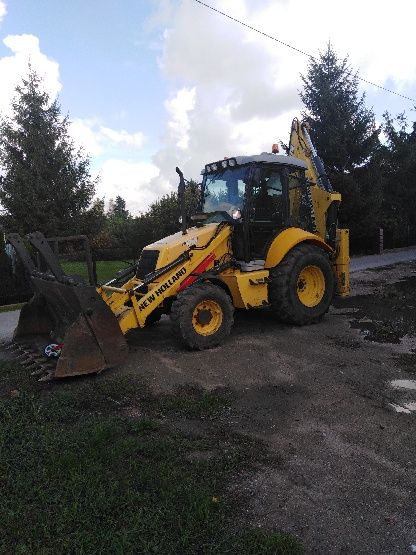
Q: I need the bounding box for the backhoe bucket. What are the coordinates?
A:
[6,233,128,379]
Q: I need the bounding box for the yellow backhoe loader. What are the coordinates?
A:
[4,119,349,380]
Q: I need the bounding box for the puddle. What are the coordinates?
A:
[389,402,416,414]
[334,275,416,343]
[390,379,416,391]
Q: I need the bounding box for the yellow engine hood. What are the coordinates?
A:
[144,223,229,269]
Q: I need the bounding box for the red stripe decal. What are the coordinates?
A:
[177,252,216,292]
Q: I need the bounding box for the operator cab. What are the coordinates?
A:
[200,154,314,263]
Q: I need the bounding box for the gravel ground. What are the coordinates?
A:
[120,261,416,554]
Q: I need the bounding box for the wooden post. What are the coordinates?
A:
[378,227,384,254]
[83,238,96,286]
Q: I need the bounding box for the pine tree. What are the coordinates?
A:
[0,68,98,236]
[110,196,129,219]
[300,45,381,251]
[301,44,379,173]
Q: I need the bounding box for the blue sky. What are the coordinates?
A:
[0,0,415,213]
[0,0,166,153]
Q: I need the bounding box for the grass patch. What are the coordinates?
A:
[0,302,24,313]
[0,363,302,555]
[61,260,133,285]
[156,387,230,418]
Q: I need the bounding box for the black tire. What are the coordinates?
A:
[170,282,234,349]
[269,243,334,325]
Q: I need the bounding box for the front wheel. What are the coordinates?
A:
[269,243,334,325]
[170,282,234,349]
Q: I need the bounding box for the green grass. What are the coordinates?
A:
[0,302,25,313]
[61,259,133,285]
[156,387,230,418]
[0,262,132,312]
[0,364,302,555]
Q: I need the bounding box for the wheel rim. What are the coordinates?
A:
[192,300,223,336]
[297,265,326,307]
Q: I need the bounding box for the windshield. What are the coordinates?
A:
[202,167,248,215]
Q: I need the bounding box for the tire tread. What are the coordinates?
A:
[170,282,234,349]
[269,243,334,325]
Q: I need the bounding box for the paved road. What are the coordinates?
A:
[350,246,416,272]
[0,310,19,341]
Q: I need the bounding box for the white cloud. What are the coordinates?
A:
[0,1,6,24]
[69,120,160,214]
[100,127,144,148]
[70,118,103,156]
[69,118,146,156]
[148,0,416,192]
[164,87,196,149]
[98,159,166,215]
[0,34,61,117]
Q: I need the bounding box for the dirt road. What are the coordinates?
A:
[120,262,416,554]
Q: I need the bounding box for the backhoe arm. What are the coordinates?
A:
[288,118,349,296]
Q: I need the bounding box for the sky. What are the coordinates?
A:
[0,0,415,214]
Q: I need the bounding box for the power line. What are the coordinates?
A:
[193,0,416,104]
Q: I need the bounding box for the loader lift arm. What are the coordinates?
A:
[98,223,232,334]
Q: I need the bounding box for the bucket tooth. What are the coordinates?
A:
[26,362,42,371]
[15,352,29,361]
[22,355,44,367]
[38,371,54,382]
[31,367,48,377]
[8,343,23,353]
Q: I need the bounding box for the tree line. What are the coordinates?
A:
[1,45,415,262]
[301,45,416,251]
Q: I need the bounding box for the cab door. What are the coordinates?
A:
[248,166,289,259]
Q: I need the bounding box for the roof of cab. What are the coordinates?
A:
[201,153,307,174]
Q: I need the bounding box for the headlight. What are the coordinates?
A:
[221,160,228,168]
[210,163,218,172]
[228,158,236,167]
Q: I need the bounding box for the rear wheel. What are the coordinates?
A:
[269,243,334,325]
[170,282,234,349]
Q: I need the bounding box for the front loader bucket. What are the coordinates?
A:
[6,233,128,379]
